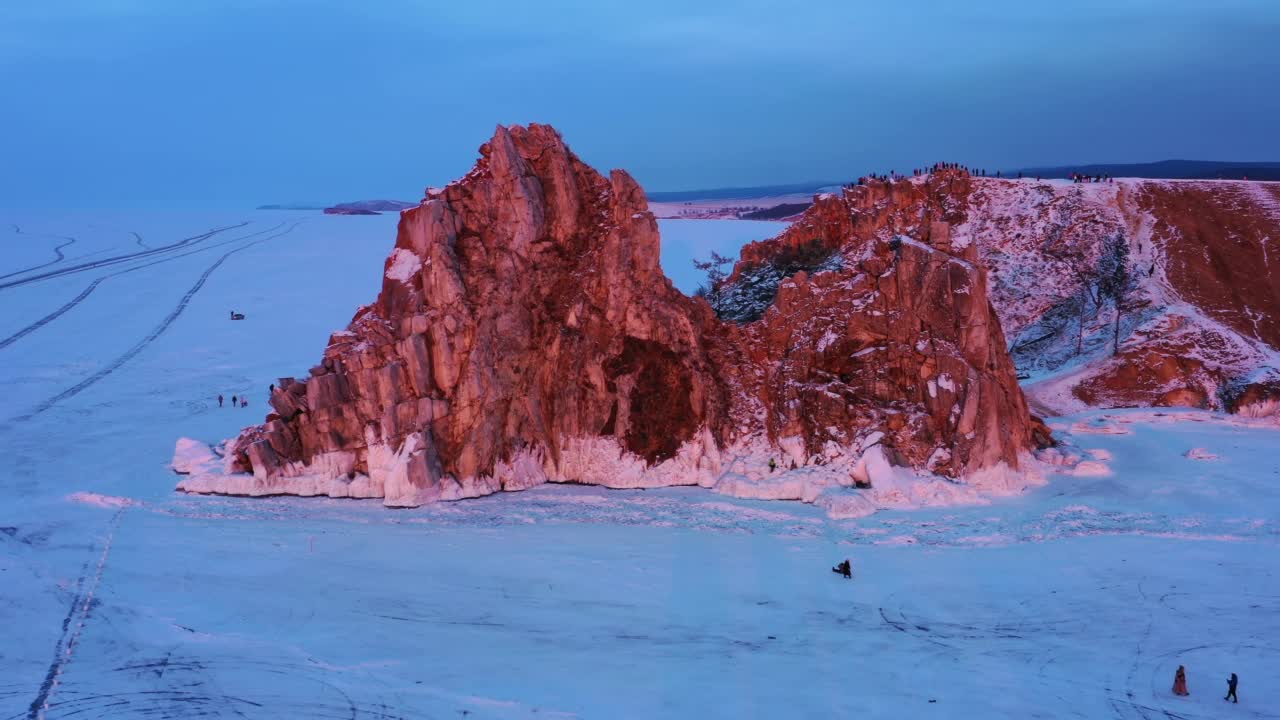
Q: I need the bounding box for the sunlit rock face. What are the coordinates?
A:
[183,125,1043,506]
[931,176,1280,415]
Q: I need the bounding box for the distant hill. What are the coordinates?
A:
[739,203,811,220]
[327,200,417,213]
[258,199,417,213]
[647,182,835,202]
[1014,160,1280,180]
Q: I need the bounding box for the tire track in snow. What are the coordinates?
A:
[130,232,149,250]
[0,233,77,281]
[0,223,289,353]
[0,222,248,292]
[10,222,301,422]
[0,280,105,352]
[26,509,125,720]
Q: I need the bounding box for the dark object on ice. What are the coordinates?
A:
[231,395,238,407]
[1173,665,1189,696]
[218,394,224,408]
[1225,673,1238,703]
[230,310,246,320]
[269,383,275,394]
[240,397,248,408]
[832,559,852,579]
[768,458,777,473]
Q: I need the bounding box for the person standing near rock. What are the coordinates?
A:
[1224,673,1238,703]
[1173,665,1189,696]
[768,458,777,473]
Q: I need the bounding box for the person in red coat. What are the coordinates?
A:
[1173,665,1189,696]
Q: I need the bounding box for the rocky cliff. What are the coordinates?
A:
[176,124,1046,511]
[941,177,1280,415]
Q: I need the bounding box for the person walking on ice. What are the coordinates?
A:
[832,559,852,579]
[1225,673,1238,703]
[1172,665,1189,696]
[218,394,223,408]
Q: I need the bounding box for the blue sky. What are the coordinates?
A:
[2,1,1277,208]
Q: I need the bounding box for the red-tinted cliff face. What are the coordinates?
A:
[1136,182,1280,348]
[943,177,1280,414]
[715,175,1040,475]
[178,125,1043,507]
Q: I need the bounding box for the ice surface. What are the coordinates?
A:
[1,210,1278,719]
[656,218,789,294]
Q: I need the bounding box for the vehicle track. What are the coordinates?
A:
[0,222,249,292]
[22,558,91,720]
[26,509,125,720]
[10,222,300,422]
[0,223,289,352]
[27,655,413,720]
[0,233,77,281]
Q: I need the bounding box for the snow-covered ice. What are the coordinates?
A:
[1,211,1278,719]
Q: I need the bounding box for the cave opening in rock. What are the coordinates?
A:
[603,336,697,463]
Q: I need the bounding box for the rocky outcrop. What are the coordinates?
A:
[177,124,1045,509]
[716,175,1046,474]
[945,177,1280,415]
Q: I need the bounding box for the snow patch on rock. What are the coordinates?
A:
[385,248,422,283]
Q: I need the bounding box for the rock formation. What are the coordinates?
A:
[942,177,1280,415]
[176,124,1047,510]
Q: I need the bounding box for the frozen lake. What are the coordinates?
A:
[656,218,789,294]
[1,211,1277,719]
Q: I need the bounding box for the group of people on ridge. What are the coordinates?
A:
[1070,173,1113,183]
[1173,665,1239,703]
[846,162,1042,189]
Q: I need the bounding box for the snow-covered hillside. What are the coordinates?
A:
[1,211,1278,719]
[953,178,1280,415]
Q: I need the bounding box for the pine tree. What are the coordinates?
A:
[692,251,733,304]
[1097,232,1132,355]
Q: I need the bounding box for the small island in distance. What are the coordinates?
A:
[257,199,417,215]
